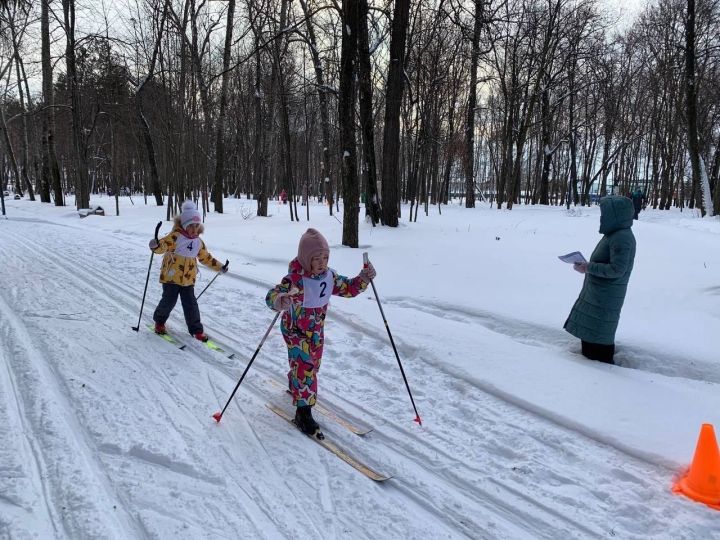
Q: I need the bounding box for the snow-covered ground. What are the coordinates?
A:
[1,195,718,539]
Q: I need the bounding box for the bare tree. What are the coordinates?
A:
[339,0,359,246]
[211,0,236,214]
[380,0,411,227]
[41,0,63,205]
[62,0,91,209]
[463,0,484,208]
[4,1,35,201]
[357,0,381,224]
[297,0,335,215]
[684,0,714,215]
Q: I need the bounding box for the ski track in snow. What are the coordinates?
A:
[0,240,145,539]
[2,218,717,539]
[11,233,307,539]
[380,297,720,385]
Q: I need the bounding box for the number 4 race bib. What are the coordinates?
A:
[175,235,201,258]
[302,271,334,308]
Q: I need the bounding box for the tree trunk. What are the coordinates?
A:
[12,57,35,201]
[357,0,381,225]
[136,0,169,206]
[253,46,268,216]
[567,59,578,209]
[0,105,22,196]
[463,0,483,209]
[41,0,63,205]
[270,0,297,221]
[211,0,236,214]
[339,0,359,246]
[63,0,90,209]
[538,84,554,205]
[685,0,713,216]
[297,0,334,215]
[380,0,411,227]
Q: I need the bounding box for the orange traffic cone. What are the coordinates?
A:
[672,423,720,510]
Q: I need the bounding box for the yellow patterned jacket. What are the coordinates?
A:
[152,226,223,286]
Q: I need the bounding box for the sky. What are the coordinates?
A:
[0,194,718,538]
[9,0,651,98]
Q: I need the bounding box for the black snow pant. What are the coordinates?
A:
[153,283,203,334]
[581,340,615,365]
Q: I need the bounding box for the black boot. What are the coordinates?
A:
[294,405,324,439]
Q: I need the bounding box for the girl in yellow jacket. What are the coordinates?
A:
[149,200,227,341]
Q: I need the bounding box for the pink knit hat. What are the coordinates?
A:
[297,228,329,273]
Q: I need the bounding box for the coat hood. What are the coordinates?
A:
[288,258,304,274]
[599,196,634,235]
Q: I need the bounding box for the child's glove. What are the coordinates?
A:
[359,262,376,283]
[149,238,159,250]
[273,293,293,311]
[221,260,229,273]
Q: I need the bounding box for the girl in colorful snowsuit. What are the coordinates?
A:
[149,200,228,341]
[265,228,376,436]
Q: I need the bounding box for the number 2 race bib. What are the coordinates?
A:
[302,271,334,308]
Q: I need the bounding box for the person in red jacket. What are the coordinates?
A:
[265,228,376,438]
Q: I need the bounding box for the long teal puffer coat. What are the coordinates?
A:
[564,196,637,345]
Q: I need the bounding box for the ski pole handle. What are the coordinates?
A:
[362,252,369,267]
[154,221,161,242]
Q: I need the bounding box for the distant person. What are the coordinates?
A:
[564,196,637,365]
[279,189,288,204]
[631,188,645,220]
[149,200,228,342]
[265,228,376,439]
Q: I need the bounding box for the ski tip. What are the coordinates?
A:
[212,412,223,423]
[414,415,422,426]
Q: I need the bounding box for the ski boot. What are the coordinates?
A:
[193,332,209,342]
[154,322,167,335]
[294,405,324,440]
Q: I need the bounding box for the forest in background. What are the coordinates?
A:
[0,0,717,246]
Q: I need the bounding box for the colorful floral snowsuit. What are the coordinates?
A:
[266,259,368,407]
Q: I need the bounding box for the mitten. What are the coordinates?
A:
[359,262,376,283]
[149,238,159,250]
[273,292,293,311]
[221,260,229,273]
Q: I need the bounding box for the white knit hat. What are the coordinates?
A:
[180,200,201,228]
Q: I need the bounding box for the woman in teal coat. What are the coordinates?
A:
[564,196,637,364]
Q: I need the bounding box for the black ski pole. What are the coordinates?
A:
[132,221,162,332]
[213,312,280,423]
[363,252,423,425]
[197,259,229,300]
